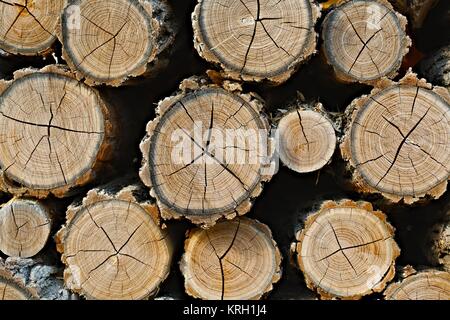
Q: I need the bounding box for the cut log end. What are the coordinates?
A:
[341,71,450,203]
[140,78,273,227]
[59,0,171,86]
[0,0,66,56]
[56,185,172,300]
[293,199,399,300]
[192,0,320,83]
[0,198,51,258]
[322,0,410,84]
[384,270,450,300]
[0,66,113,198]
[181,217,282,300]
[277,106,337,173]
[0,268,37,300]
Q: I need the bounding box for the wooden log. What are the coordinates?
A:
[0,65,115,198]
[420,45,450,88]
[0,198,51,258]
[389,0,438,29]
[180,217,282,300]
[291,199,399,300]
[0,0,66,56]
[427,214,450,272]
[384,269,450,300]
[322,0,410,84]
[276,102,337,173]
[140,77,274,227]
[55,183,173,300]
[192,0,320,84]
[341,70,450,204]
[0,267,37,300]
[58,0,176,86]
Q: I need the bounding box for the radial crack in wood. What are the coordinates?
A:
[55,184,173,300]
[341,71,450,203]
[192,0,320,84]
[0,198,51,258]
[384,270,450,300]
[180,217,282,300]
[292,199,399,299]
[322,0,410,84]
[0,268,37,300]
[0,0,67,56]
[139,77,274,227]
[0,65,115,198]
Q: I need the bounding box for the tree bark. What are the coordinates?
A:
[389,0,438,29]
[420,45,450,89]
[0,264,37,300]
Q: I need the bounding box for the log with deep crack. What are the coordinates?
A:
[0,65,116,198]
[341,70,450,203]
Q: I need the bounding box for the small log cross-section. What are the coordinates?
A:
[0,66,114,198]
[56,185,173,300]
[384,270,450,300]
[322,0,410,84]
[180,217,282,300]
[0,198,51,258]
[140,78,273,226]
[341,71,450,203]
[277,103,337,173]
[0,0,67,56]
[58,0,174,86]
[292,199,400,299]
[192,0,320,83]
[0,268,37,300]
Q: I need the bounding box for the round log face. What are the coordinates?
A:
[0,0,66,55]
[181,218,281,300]
[350,85,450,198]
[0,72,105,191]
[295,200,399,299]
[62,199,171,300]
[61,0,154,84]
[0,199,51,258]
[384,270,450,300]
[278,109,336,173]
[147,88,269,221]
[0,271,35,300]
[194,0,318,82]
[322,0,409,82]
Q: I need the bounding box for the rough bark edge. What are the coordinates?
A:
[427,208,450,272]
[191,0,321,84]
[0,263,38,300]
[420,45,450,88]
[55,183,172,300]
[291,199,400,300]
[0,64,116,199]
[180,217,282,300]
[139,75,274,228]
[340,69,450,204]
[383,269,450,299]
[56,0,176,87]
[322,0,411,85]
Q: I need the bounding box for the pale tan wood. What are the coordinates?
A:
[192,0,320,84]
[341,70,450,203]
[0,198,51,258]
[0,268,37,300]
[0,65,115,198]
[58,0,175,86]
[55,184,173,300]
[180,217,282,300]
[277,102,337,173]
[139,77,274,227]
[292,199,399,299]
[0,0,67,56]
[384,270,450,300]
[322,0,410,84]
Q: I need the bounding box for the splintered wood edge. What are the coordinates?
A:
[291,199,400,300]
[139,76,273,227]
[55,184,171,299]
[322,0,411,85]
[180,217,282,300]
[191,0,321,84]
[0,267,38,299]
[340,69,450,204]
[0,65,115,199]
[56,0,173,87]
